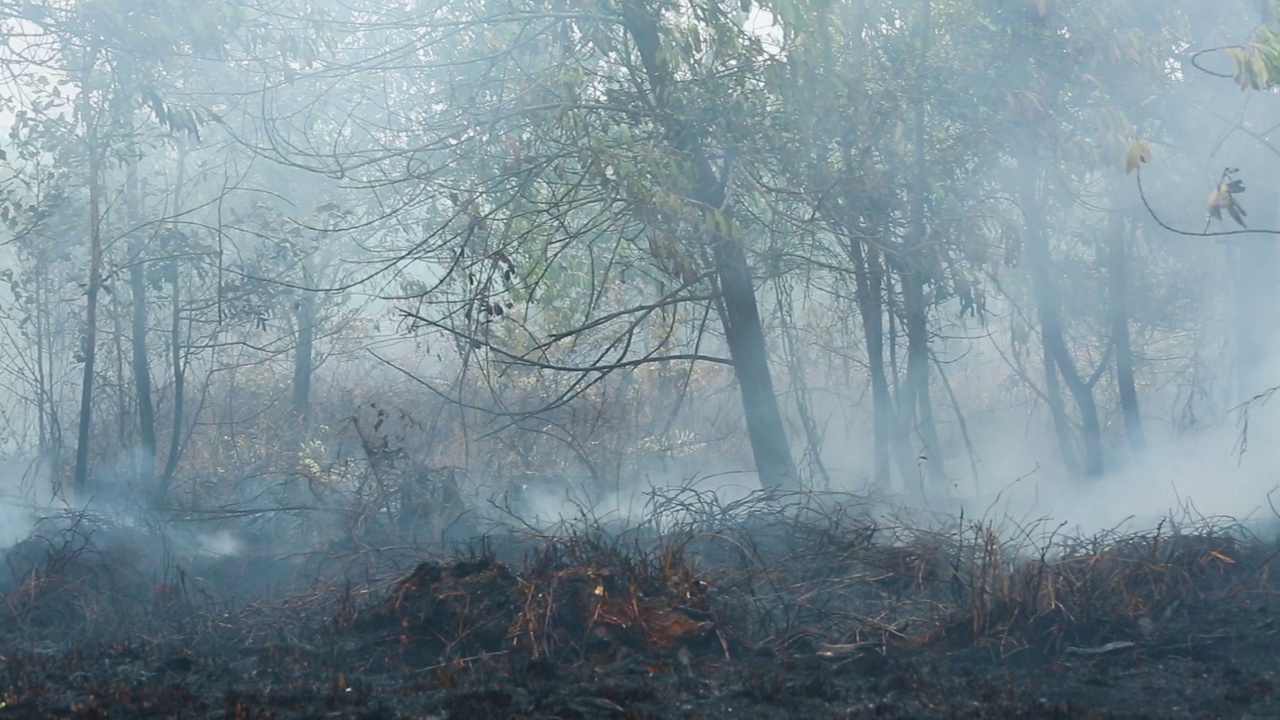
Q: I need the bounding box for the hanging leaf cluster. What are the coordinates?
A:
[1206,169,1247,228]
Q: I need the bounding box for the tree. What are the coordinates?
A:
[244,0,803,489]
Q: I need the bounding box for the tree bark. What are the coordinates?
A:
[157,254,184,501]
[849,240,893,490]
[902,0,947,495]
[619,0,799,489]
[1105,201,1145,455]
[157,148,189,503]
[1017,155,1104,477]
[126,167,158,492]
[73,55,103,493]
[900,272,947,492]
[292,290,316,421]
[709,223,800,489]
[776,278,831,488]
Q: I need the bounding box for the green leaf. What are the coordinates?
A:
[770,0,809,32]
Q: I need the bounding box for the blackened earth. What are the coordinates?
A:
[1,526,1278,719]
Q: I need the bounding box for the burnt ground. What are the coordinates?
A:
[1,495,1279,719]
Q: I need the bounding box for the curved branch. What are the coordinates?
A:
[399,310,732,373]
[1135,166,1280,238]
[1189,46,1243,80]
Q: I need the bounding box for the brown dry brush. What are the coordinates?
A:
[920,511,1279,657]
[351,529,722,670]
[0,511,193,644]
[5,487,1279,676]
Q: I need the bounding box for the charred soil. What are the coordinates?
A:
[1,503,1279,719]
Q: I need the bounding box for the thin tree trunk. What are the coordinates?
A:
[901,273,947,491]
[43,266,62,479]
[843,0,892,492]
[111,289,132,477]
[1105,201,1145,455]
[1017,154,1104,476]
[849,240,893,490]
[73,55,102,493]
[1041,340,1079,474]
[157,253,184,501]
[292,290,316,421]
[33,252,49,462]
[155,146,191,502]
[127,168,157,492]
[775,277,830,489]
[931,349,981,494]
[902,0,947,495]
[884,281,921,488]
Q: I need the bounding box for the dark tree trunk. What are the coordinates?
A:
[1040,341,1079,474]
[849,240,893,490]
[157,148,189,503]
[292,290,316,421]
[884,282,921,487]
[111,288,131,472]
[1017,155,1104,477]
[127,170,157,492]
[157,256,184,501]
[901,272,947,492]
[73,69,102,493]
[1105,204,1145,455]
[619,0,799,489]
[709,229,799,489]
[776,279,831,488]
[902,0,947,495]
[33,251,53,469]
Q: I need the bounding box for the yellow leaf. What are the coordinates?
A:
[1207,183,1247,227]
[1252,55,1270,87]
[1125,140,1152,174]
[1207,186,1229,218]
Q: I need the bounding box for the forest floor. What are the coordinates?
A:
[1,492,1279,719]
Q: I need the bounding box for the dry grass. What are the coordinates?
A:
[2,487,1277,676]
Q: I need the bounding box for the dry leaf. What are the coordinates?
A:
[1125,140,1152,174]
[1207,185,1230,219]
[1207,183,1248,228]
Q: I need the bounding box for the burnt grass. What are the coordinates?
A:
[2,492,1280,719]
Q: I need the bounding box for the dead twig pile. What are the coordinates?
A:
[352,531,721,670]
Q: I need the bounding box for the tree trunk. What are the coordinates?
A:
[775,278,831,489]
[884,281,921,488]
[710,228,800,489]
[111,289,131,475]
[1105,201,1145,455]
[901,272,947,493]
[292,290,316,421]
[902,0,947,495]
[157,148,189,503]
[1040,340,1079,474]
[849,240,893,490]
[73,63,102,493]
[157,255,185,501]
[127,172,158,492]
[1017,155,1104,477]
[33,251,52,470]
[619,0,799,490]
